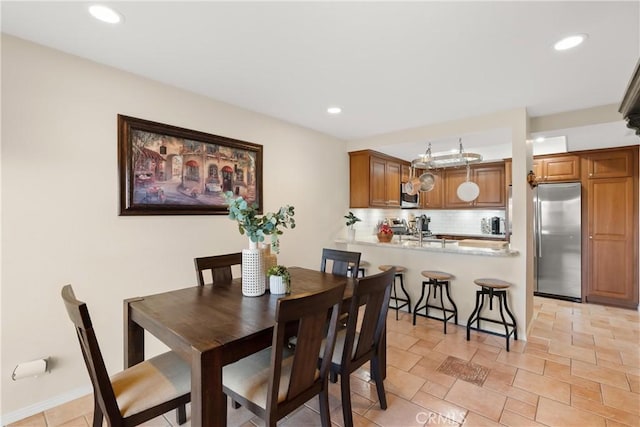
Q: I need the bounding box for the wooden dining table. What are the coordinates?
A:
[123,267,362,427]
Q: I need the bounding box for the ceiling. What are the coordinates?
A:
[2,1,639,161]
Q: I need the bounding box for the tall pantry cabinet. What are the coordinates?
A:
[583,146,638,309]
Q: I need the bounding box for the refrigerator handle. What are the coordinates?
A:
[536,194,542,258]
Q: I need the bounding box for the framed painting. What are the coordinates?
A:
[118,115,263,215]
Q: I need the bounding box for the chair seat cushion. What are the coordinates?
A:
[223,346,311,410]
[111,351,190,418]
[321,330,361,365]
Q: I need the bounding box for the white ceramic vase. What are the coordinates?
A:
[242,240,265,297]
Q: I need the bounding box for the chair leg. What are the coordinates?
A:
[330,369,339,383]
[371,355,388,410]
[340,372,355,427]
[92,400,103,427]
[319,386,332,427]
[176,404,187,425]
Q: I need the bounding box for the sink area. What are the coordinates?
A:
[396,235,458,247]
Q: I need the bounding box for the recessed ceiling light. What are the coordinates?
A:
[327,106,342,115]
[554,34,587,51]
[89,5,123,24]
[535,137,545,143]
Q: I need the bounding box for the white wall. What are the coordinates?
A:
[1,35,349,419]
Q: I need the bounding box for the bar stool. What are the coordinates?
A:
[348,260,369,278]
[378,265,411,320]
[413,271,458,334]
[466,278,518,351]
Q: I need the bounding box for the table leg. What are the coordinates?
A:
[192,349,226,427]
[123,299,144,368]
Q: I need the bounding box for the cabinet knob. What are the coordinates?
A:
[589,173,593,177]
[589,236,593,239]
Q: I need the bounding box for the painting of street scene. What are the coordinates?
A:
[119,115,262,215]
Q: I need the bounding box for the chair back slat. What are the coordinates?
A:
[194,252,242,286]
[320,248,361,277]
[61,285,120,420]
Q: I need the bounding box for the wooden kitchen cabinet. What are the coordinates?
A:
[401,164,411,182]
[349,150,405,208]
[584,146,638,309]
[444,162,505,208]
[533,154,580,182]
[420,172,443,208]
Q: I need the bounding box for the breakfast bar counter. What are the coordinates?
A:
[335,235,525,339]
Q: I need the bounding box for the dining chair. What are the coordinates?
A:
[222,283,346,427]
[61,285,191,427]
[194,252,242,286]
[320,248,361,277]
[325,267,395,427]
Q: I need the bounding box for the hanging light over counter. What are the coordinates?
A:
[411,138,482,169]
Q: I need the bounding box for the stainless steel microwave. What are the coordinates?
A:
[400,183,420,208]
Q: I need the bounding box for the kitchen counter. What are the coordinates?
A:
[334,234,523,338]
[335,235,518,257]
[431,232,507,240]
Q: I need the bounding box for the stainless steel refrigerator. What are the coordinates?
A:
[533,182,582,301]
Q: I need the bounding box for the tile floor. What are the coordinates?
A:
[9,297,640,427]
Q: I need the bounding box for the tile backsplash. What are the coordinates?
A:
[348,208,505,237]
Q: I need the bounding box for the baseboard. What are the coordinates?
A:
[1,385,92,425]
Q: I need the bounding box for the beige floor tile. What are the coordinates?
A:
[571,394,640,426]
[620,351,640,369]
[419,381,451,400]
[572,331,596,348]
[594,336,639,354]
[328,406,378,427]
[536,396,606,427]
[44,395,94,427]
[503,397,536,420]
[461,411,501,427]
[7,413,47,427]
[544,360,601,391]
[54,416,89,427]
[500,410,548,427]
[280,405,325,426]
[407,338,440,356]
[363,392,431,427]
[548,340,597,363]
[495,349,545,374]
[606,419,633,427]
[383,366,426,400]
[411,390,467,424]
[572,383,603,403]
[513,369,570,404]
[598,358,640,377]
[572,360,631,390]
[386,346,422,371]
[348,376,381,403]
[386,331,419,351]
[601,384,640,416]
[597,348,624,365]
[445,380,506,421]
[523,346,572,365]
[432,338,479,362]
[481,374,539,407]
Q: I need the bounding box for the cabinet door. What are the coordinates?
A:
[369,157,387,207]
[532,160,543,181]
[420,173,443,208]
[586,150,633,178]
[586,177,637,307]
[544,155,580,181]
[386,161,401,207]
[474,165,505,207]
[444,168,472,208]
[401,165,411,182]
[505,160,512,186]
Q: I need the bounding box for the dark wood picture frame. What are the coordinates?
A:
[118,115,263,215]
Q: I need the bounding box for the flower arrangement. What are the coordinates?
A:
[344,211,362,228]
[377,222,394,242]
[224,192,295,253]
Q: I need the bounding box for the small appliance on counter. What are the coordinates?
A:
[491,216,504,235]
[386,217,410,235]
[416,214,432,237]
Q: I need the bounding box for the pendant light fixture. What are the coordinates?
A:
[411,138,482,169]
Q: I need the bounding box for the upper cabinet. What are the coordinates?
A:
[533,154,580,182]
[419,171,444,209]
[443,162,505,208]
[349,150,406,208]
[585,149,634,179]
